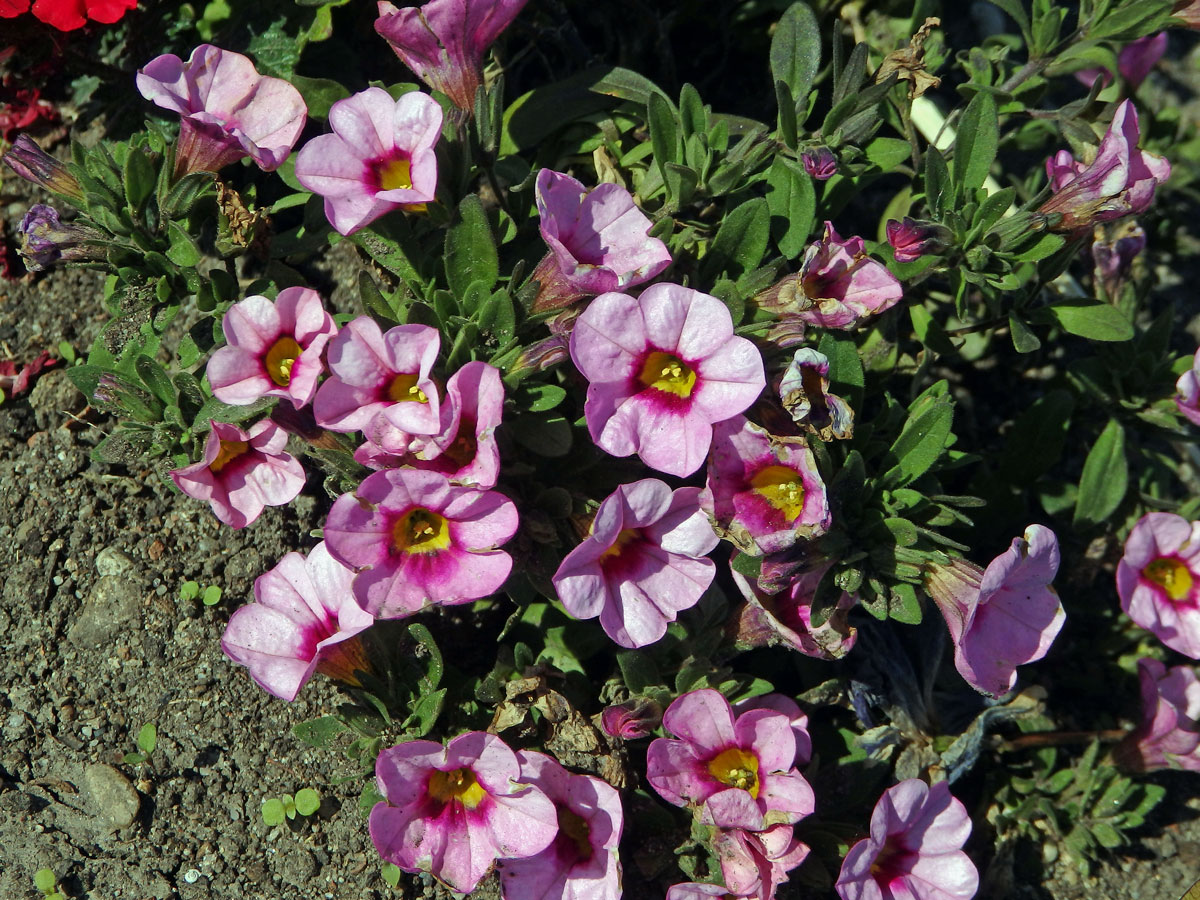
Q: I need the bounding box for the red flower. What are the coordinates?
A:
[0,0,31,18]
[29,0,135,30]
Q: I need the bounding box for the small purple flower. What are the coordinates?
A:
[1114,658,1200,773]
[295,87,442,236]
[371,731,559,894]
[1092,221,1146,300]
[2,135,85,203]
[778,348,854,441]
[801,146,837,180]
[220,541,374,701]
[530,168,672,312]
[600,698,663,740]
[1117,512,1200,658]
[1176,349,1200,427]
[714,824,810,900]
[553,479,718,649]
[137,44,307,176]
[1075,32,1167,90]
[885,217,948,263]
[835,780,978,900]
[17,204,106,271]
[730,560,858,661]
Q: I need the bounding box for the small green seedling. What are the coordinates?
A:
[56,341,77,365]
[122,722,157,766]
[180,580,223,606]
[261,787,321,826]
[381,863,401,888]
[34,868,67,900]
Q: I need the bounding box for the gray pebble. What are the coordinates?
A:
[95,546,137,579]
[68,576,140,649]
[81,763,141,829]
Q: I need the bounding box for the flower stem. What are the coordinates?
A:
[996,728,1125,752]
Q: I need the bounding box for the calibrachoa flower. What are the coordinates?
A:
[1117,512,1200,658]
[732,694,812,768]
[375,0,528,112]
[1176,348,1200,426]
[801,146,837,180]
[220,542,374,701]
[700,416,830,556]
[730,561,858,661]
[371,731,559,894]
[1114,658,1200,773]
[324,468,517,618]
[1075,32,1167,90]
[137,44,307,177]
[17,204,107,271]
[714,824,810,900]
[924,525,1065,697]
[207,287,338,408]
[778,348,854,441]
[1092,220,1146,300]
[835,779,978,900]
[530,168,672,312]
[600,698,662,740]
[1039,99,1170,232]
[2,0,135,29]
[885,217,949,263]
[553,479,718,649]
[295,87,443,236]
[569,283,766,477]
[665,885,725,900]
[170,419,306,529]
[499,751,623,900]
[646,689,815,831]
[2,135,85,203]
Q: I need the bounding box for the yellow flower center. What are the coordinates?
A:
[749,465,807,521]
[1144,558,1194,602]
[392,507,451,555]
[638,351,697,399]
[209,439,249,474]
[377,157,413,191]
[427,768,486,810]
[706,747,760,798]
[264,336,302,387]
[387,372,429,404]
[599,528,641,563]
[557,807,594,860]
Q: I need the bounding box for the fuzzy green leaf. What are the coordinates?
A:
[1073,418,1127,529]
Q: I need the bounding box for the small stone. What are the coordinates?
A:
[184,868,201,884]
[95,547,137,579]
[68,576,140,649]
[81,762,141,829]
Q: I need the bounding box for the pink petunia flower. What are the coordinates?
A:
[1117,511,1200,658]
[1075,32,1167,90]
[569,283,766,477]
[665,885,726,900]
[715,824,810,900]
[136,44,307,177]
[885,217,949,264]
[835,779,978,900]
[529,168,672,312]
[324,467,517,618]
[170,419,305,529]
[207,287,338,408]
[600,699,663,740]
[1038,100,1170,232]
[925,525,1065,697]
[1114,657,1200,773]
[220,541,374,701]
[375,0,527,112]
[371,731,559,894]
[732,693,812,768]
[778,348,854,441]
[1176,349,1200,427]
[646,689,815,832]
[295,87,442,236]
[700,416,830,556]
[730,561,858,661]
[552,479,718,649]
[499,751,624,900]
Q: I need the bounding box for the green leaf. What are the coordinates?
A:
[294,788,321,817]
[136,722,157,755]
[730,552,762,580]
[889,583,922,624]
[166,221,202,268]
[159,171,215,219]
[261,798,285,826]
[179,580,200,601]
[880,381,954,488]
[408,688,447,737]
[765,156,815,259]
[703,197,770,281]
[770,2,820,111]
[502,66,620,154]
[865,137,912,171]
[123,147,155,210]
[293,716,344,749]
[135,355,174,405]
[201,585,222,606]
[616,651,662,694]
[351,226,425,297]
[445,194,499,300]
[246,17,302,79]
[648,91,681,188]
[953,91,998,194]
[523,383,567,412]
[924,146,951,217]
[999,389,1074,483]
[381,863,402,887]
[1041,301,1134,342]
[34,869,57,893]
[1009,314,1042,353]
[290,75,350,119]
[1073,419,1127,529]
[1091,821,1124,849]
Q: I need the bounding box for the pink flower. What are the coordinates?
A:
[499,751,624,900]
[925,525,1065,697]
[324,468,517,618]
[313,316,441,437]
[801,147,837,180]
[1075,33,1167,90]
[1038,100,1170,232]
[371,731,559,894]
[569,283,766,477]
[1117,512,1200,658]
[835,779,978,900]
[884,217,948,263]
[170,419,305,529]
[665,885,726,900]
[529,169,672,312]
[1092,221,1146,300]
[778,348,854,441]
[1176,349,1200,427]
[136,44,307,176]
[207,287,337,408]
[1114,658,1200,773]
[295,87,442,236]
[220,542,374,701]
[375,0,527,112]
[600,699,663,740]
[646,689,815,832]
[700,416,830,556]
[715,824,810,900]
[552,479,718,649]
[732,694,812,768]
[730,561,858,661]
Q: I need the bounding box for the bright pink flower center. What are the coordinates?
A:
[1144,557,1194,601]
[387,372,429,404]
[313,636,368,687]
[375,156,413,191]
[870,838,915,884]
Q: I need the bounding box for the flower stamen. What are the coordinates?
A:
[427,767,487,810]
[749,465,807,520]
[264,336,302,387]
[392,507,451,555]
[387,372,429,403]
[1144,558,1194,602]
[638,351,697,399]
[706,747,760,798]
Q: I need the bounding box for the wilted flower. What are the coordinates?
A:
[553,479,718,649]
[1176,0,1200,28]
[137,44,307,176]
[170,419,306,529]
[1038,100,1170,232]
[0,350,56,401]
[1092,220,1146,299]
[600,699,663,740]
[714,824,810,900]
[778,348,854,441]
[569,283,765,477]
[17,204,106,271]
[665,885,726,900]
[2,135,85,203]
[1114,658,1200,773]
[324,467,518,618]
[294,87,443,236]
[730,560,858,660]
[835,779,978,900]
[371,731,559,894]
[885,217,948,263]
[801,146,837,180]
[375,0,528,112]
[1117,511,1200,658]
[1075,32,1167,90]
[530,168,671,312]
[1175,349,1200,427]
[925,525,1065,697]
[220,542,374,701]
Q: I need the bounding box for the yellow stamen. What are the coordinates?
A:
[749,465,807,521]
[387,372,429,404]
[706,747,760,798]
[1144,558,1194,602]
[392,507,451,555]
[427,768,486,810]
[377,157,413,191]
[638,351,697,399]
[599,528,640,563]
[209,439,249,474]
[264,336,302,387]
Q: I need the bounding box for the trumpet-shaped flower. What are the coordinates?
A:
[18,204,107,271]
[499,751,624,900]
[925,525,1065,697]
[778,348,854,441]
[530,169,671,312]
[371,731,559,894]
[730,561,858,661]
[1114,658,1200,773]
[835,780,978,900]
[715,824,810,900]
[569,283,765,477]
[552,479,718,649]
[646,689,815,832]
[295,87,442,236]
[207,287,337,408]
[1117,512,1200,658]
[2,135,85,203]
[324,468,517,618]
[137,44,307,176]
[1176,349,1200,427]
[220,542,374,701]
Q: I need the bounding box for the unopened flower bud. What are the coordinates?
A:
[885,217,949,263]
[801,147,837,181]
[601,699,663,739]
[2,135,85,204]
[17,204,107,272]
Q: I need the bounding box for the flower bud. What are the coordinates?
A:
[3,135,85,204]
[600,699,663,739]
[801,147,837,180]
[885,217,949,263]
[17,204,106,272]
